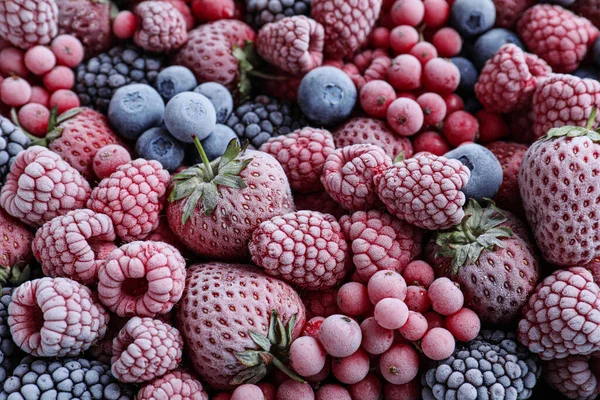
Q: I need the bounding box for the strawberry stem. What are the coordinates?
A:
[586,106,598,130]
[192,134,214,179]
[271,357,305,383]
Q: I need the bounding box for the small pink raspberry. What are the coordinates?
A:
[301,288,340,320]
[112,316,183,383]
[492,0,535,29]
[532,74,600,139]
[0,146,91,227]
[98,241,186,318]
[136,369,209,400]
[375,153,470,231]
[249,210,349,290]
[343,49,392,91]
[518,267,600,360]
[256,16,324,76]
[293,190,348,220]
[517,4,599,73]
[133,1,188,53]
[87,159,170,242]
[340,210,422,282]
[321,144,392,212]
[32,209,117,285]
[475,44,551,113]
[544,355,600,399]
[8,277,109,357]
[333,117,413,160]
[259,127,335,193]
[0,0,59,49]
[0,207,33,270]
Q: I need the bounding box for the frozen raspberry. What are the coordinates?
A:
[422,57,460,94]
[412,131,450,156]
[290,336,327,377]
[398,311,428,341]
[544,355,600,399]
[316,384,351,400]
[112,317,183,383]
[321,144,392,212]
[92,144,132,180]
[48,89,80,114]
[0,47,28,77]
[250,211,349,290]
[374,298,409,330]
[0,146,90,227]
[340,210,422,281]
[0,76,31,107]
[335,49,391,91]
[387,54,422,91]
[405,285,431,313]
[0,0,59,49]
[337,282,371,316]
[476,110,510,143]
[517,4,598,73]
[319,314,362,357]
[24,45,55,75]
[423,0,449,28]
[417,92,447,126]
[518,267,600,360]
[390,0,424,27]
[380,344,419,385]
[475,44,551,113]
[370,27,390,49]
[348,374,382,400]
[389,25,419,54]
[87,159,170,242]
[360,317,394,355]
[443,110,480,146]
[302,288,340,320]
[409,41,438,65]
[33,209,116,285]
[375,153,470,230]
[17,103,49,136]
[98,241,186,318]
[257,16,324,75]
[113,11,137,39]
[134,1,188,53]
[43,66,75,92]
[50,34,84,68]
[445,308,481,342]
[333,117,412,159]
[532,74,600,139]
[8,277,108,357]
[332,348,370,384]
[360,80,396,118]
[432,27,462,58]
[137,369,209,400]
[422,327,455,361]
[493,0,534,29]
[259,127,334,193]
[0,207,33,271]
[428,277,464,316]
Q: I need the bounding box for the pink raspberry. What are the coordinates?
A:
[544,355,600,399]
[475,44,551,113]
[517,4,598,73]
[87,159,170,242]
[340,210,422,281]
[532,74,600,140]
[112,317,183,383]
[32,209,116,285]
[249,211,349,290]
[293,190,347,220]
[302,288,340,320]
[133,1,188,53]
[0,0,59,49]
[256,16,324,76]
[136,369,209,400]
[343,49,392,90]
[8,277,109,357]
[259,127,334,193]
[98,241,186,318]
[321,144,392,212]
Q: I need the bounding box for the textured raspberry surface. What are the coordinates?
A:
[532,74,600,140]
[249,210,349,290]
[257,16,324,75]
[0,0,58,49]
[544,355,600,399]
[294,190,347,220]
[88,159,170,242]
[134,1,188,53]
[259,127,334,193]
[136,369,209,400]
[301,287,340,319]
[485,141,528,217]
[493,0,535,29]
[475,44,551,113]
[333,117,413,159]
[0,146,91,227]
[56,0,111,57]
[98,241,186,318]
[311,0,382,59]
[340,210,422,281]
[8,277,108,357]
[518,267,600,360]
[342,49,391,90]
[321,144,392,212]
[112,317,183,383]
[517,4,599,73]
[376,153,470,230]
[33,209,116,285]
[0,207,33,269]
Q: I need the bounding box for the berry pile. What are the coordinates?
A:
[2,0,600,399]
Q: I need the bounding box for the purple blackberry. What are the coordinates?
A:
[245,0,312,29]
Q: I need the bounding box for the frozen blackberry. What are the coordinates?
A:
[0,117,29,189]
[422,330,541,400]
[245,0,312,29]
[74,45,164,113]
[0,356,135,400]
[0,289,21,386]
[225,95,310,148]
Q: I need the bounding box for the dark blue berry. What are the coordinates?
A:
[108,83,165,140]
[155,66,197,101]
[193,82,234,123]
[135,127,185,172]
[574,66,600,80]
[186,124,239,163]
[451,57,478,94]
[450,0,496,39]
[472,29,524,69]
[164,92,216,143]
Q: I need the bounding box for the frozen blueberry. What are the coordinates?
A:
[155,66,198,101]
[135,126,185,172]
[451,57,478,94]
[472,29,524,69]
[574,66,600,81]
[445,143,503,202]
[298,66,357,126]
[108,83,165,140]
[194,82,234,123]
[164,92,217,143]
[450,0,496,39]
[187,124,239,164]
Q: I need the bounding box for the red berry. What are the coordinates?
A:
[409,41,438,65]
[428,277,464,316]
[417,92,447,126]
[432,27,462,57]
[29,86,50,107]
[404,285,431,313]
[445,307,481,342]
[413,131,450,156]
[360,317,394,355]
[302,316,325,338]
[113,11,137,40]
[424,311,445,330]
[360,80,396,118]
[380,344,419,385]
[337,282,371,317]
[386,98,424,136]
[476,110,509,143]
[348,374,383,400]
[50,35,84,68]
[319,315,362,358]
[289,336,327,377]
[191,0,235,21]
[389,25,419,54]
[374,298,409,330]
[92,144,132,180]
[398,311,428,341]
[443,93,464,114]
[316,384,351,400]
[402,260,435,288]
[421,327,455,360]
[24,46,56,75]
[423,0,450,28]
[0,76,31,107]
[387,54,422,91]
[367,270,407,305]
[17,103,50,137]
[443,110,479,147]
[0,47,28,77]
[423,58,460,94]
[396,92,417,100]
[43,66,74,93]
[390,0,425,27]
[384,379,420,400]
[49,89,80,115]
[370,27,390,49]
[331,349,370,384]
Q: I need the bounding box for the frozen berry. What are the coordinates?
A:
[316,384,351,400]
[424,311,445,329]
[412,131,450,156]
[421,327,455,360]
[367,270,407,304]
[232,384,264,400]
[409,41,438,65]
[337,282,371,316]
[390,25,419,54]
[370,27,390,49]
[348,374,382,400]
[191,0,235,21]
[24,45,56,75]
[403,260,435,287]
[423,0,450,28]
[423,58,460,94]
[383,380,420,400]
[0,47,28,77]
[332,348,370,384]
[276,380,315,400]
[258,383,276,400]
[432,27,462,57]
[360,80,396,118]
[417,92,447,126]
[428,277,464,316]
[387,98,424,136]
[450,0,496,38]
[302,316,325,338]
[405,285,431,313]
[374,298,409,330]
[290,336,327,377]
[443,93,464,113]
[0,76,31,106]
[445,308,481,342]
[319,315,362,357]
[113,11,137,39]
[43,65,74,92]
[50,34,84,68]
[380,344,419,385]
[17,103,49,137]
[398,311,428,341]
[391,0,425,27]
[476,110,509,142]
[443,110,479,146]
[387,54,422,91]
[92,144,132,179]
[49,89,80,115]
[29,86,50,106]
[305,362,331,384]
[360,317,394,355]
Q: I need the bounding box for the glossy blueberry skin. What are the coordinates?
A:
[472,29,524,69]
[450,0,496,39]
[298,66,357,126]
[155,66,198,101]
[135,126,185,172]
[108,83,165,140]
[451,57,479,94]
[194,82,234,123]
[445,143,503,202]
[164,92,217,143]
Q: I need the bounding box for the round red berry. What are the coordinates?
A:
[443,93,464,114]
[113,11,137,39]
[428,277,464,316]
[360,80,396,118]
[443,110,479,147]
[405,285,431,313]
[398,311,428,341]
[24,46,56,75]
[417,92,447,126]
[423,0,450,28]
[387,54,422,91]
[50,35,84,68]
[370,27,390,49]
[0,47,28,77]
[43,66,75,92]
[17,103,50,137]
[49,89,80,115]
[0,76,31,107]
[191,0,235,21]
[374,298,409,330]
[421,327,455,360]
[413,131,449,156]
[423,58,460,94]
[367,270,407,305]
[409,41,438,65]
[331,348,370,385]
[402,260,435,288]
[360,317,394,355]
[445,307,481,342]
[476,110,509,143]
[390,25,419,54]
[387,98,424,136]
[92,144,132,180]
[390,0,425,27]
[424,311,445,330]
[337,282,371,317]
[29,86,50,107]
[432,27,462,57]
[380,344,419,385]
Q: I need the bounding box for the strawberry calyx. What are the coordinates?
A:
[0,262,30,292]
[230,310,304,386]
[10,106,84,147]
[168,135,252,224]
[434,199,513,274]
[541,105,600,142]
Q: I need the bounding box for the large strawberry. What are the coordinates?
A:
[425,199,539,324]
[166,136,294,261]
